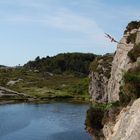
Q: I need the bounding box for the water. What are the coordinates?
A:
[0,103,92,140]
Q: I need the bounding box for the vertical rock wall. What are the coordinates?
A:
[89,28,140,103]
[108,28,140,102]
[107,36,134,102]
[89,54,113,103]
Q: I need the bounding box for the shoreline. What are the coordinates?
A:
[0,97,91,105]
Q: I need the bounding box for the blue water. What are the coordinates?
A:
[0,103,92,140]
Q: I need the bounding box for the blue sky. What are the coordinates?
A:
[0,0,140,66]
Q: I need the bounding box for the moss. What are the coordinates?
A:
[128,43,140,62]
[85,106,105,139]
[85,101,121,139]
[0,67,91,102]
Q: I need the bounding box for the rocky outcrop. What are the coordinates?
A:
[89,54,113,103]
[89,27,140,103]
[87,21,140,140]
[0,86,29,102]
[108,28,140,102]
[6,79,23,86]
[103,98,140,140]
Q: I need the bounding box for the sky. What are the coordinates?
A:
[0,0,140,66]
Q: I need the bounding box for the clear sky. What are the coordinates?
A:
[0,0,140,66]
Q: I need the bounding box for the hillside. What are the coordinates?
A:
[0,52,96,103]
[24,53,96,76]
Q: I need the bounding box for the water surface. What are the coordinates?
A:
[0,103,92,140]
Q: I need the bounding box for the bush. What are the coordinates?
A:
[67,78,89,95]
[24,53,96,75]
[128,43,140,62]
[120,65,140,106]
[90,58,98,72]
[85,107,104,130]
[89,54,113,78]
[85,102,120,138]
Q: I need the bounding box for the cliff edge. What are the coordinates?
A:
[87,21,140,140]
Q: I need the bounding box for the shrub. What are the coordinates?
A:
[85,107,104,130]
[90,58,98,72]
[120,65,140,106]
[128,43,140,62]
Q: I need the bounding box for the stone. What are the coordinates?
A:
[103,98,140,140]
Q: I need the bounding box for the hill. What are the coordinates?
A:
[0,52,97,103]
[24,52,96,76]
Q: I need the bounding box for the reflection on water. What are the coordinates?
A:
[0,103,92,140]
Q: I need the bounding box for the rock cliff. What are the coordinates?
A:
[107,31,135,102]
[87,21,140,140]
[89,54,113,103]
[90,26,140,103]
[103,98,140,140]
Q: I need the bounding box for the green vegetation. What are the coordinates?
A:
[85,101,121,139]
[85,106,104,130]
[119,64,140,106]
[128,43,140,62]
[86,67,140,138]
[91,101,120,111]
[24,53,96,75]
[0,66,90,102]
[90,54,113,78]
[0,53,97,102]
[90,58,99,72]
[86,21,140,138]
[124,21,140,34]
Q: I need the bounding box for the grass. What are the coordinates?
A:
[124,21,140,34]
[85,101,121,138]
[0,68,90,102]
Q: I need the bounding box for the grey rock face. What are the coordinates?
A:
[89,54,113,103]
[103,98,140,140]
[89,72,108,103]
[102,28,140,140]
[107,37,134,102]
[136,28,140,44]
[108,28,140,102]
